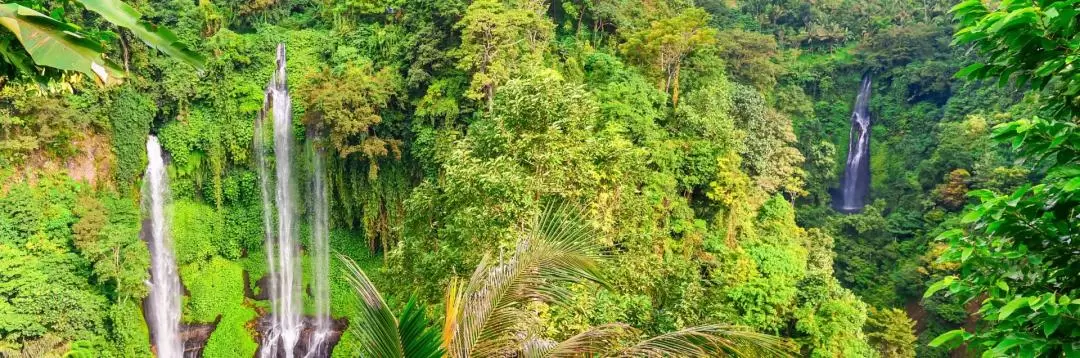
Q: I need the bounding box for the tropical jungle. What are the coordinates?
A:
[0,0,1077,357]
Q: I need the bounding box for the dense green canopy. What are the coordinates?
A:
[1,0,1070,357]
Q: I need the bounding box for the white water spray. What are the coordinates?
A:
[257,43,304,358]
[145,136,183,358]
[306,140,332,356]
[838,75,873,213]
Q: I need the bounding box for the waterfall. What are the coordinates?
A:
[306,141,332,357]
[257,43,305,358]
[837,74,873,213]
[144,136,183,358]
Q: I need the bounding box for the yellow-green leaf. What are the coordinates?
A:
[929,329,966,347]
[998,297,1030,320]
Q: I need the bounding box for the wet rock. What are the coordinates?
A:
[254,315,348,358]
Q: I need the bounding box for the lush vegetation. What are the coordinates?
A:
[1,0,1074,357]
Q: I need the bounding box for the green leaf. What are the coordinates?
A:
[74,0,205,69]
[949,0,985,14]
[996,280,1009,292]
[397,297,445,358]
[967,189,997,201]
[1043,316,1061,336]
[929,329,966,348]
[1063,177,1080,192]
[993,336,1023,353]
[925,276,956,298]
[0,3,123,84]
[962,247,975,262]
[989,7,1038,34]
[962,209,984,223]
[998,297,1031,320]
[956,63,987,79]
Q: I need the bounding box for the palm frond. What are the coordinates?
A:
[609,324,795,358]
[445,202,605,358]
[522,323,633,358]
[398,297,445,358]
[339,253,404,358]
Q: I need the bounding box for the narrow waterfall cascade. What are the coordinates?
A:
[256,43,305,358]
[306,141,332,357]
[144,136,183,358]
[837,74,873,213]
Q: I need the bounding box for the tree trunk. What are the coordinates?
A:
[672,58,682,109]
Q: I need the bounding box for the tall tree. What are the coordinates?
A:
[620,7,716,108]
[454,0,552,112]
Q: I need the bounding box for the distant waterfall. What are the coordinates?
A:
[837,74,873,213]
[307,140,332,356]
[144,136,183,358]
[257,43,304,358]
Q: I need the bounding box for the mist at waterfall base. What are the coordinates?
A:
[255,43,336,358]
[144,136,184,358]
[834,75,873,213]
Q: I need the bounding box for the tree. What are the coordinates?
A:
[924,0,1080,355]
[344,205,794,357]
[454,0,552,111]
[620,7,717,108]
[864,307,917,358]
[715,29,785,91]
[0,0,203,84]
[303,61,402,178]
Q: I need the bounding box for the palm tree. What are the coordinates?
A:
[340,204,795,357]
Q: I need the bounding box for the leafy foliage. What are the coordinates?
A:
[921,0,1080,355]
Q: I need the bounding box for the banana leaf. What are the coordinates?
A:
[75,0,205,69]
[0,3,123,84]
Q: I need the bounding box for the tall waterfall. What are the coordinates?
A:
[307,141,332,356]
[144,136,183,358]
[257,43,304,358]
[837,74,873,213]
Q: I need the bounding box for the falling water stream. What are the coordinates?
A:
[257,43,304,358]
[307,141,332,357]
[837,74,873,213]
[145,136,183,358]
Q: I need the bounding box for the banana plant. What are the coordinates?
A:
[341,204,796,357]
[0,0,203,85]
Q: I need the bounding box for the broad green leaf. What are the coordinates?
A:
[74,0,205,69]
[996,280,1009,292]
[929,329,966,348]
[956,63,986,79]
[989,7,1038,34]
[998,297,1031,320]
[925,276,956,298]
[1063,177,1080,192]
[949,0,985,14]
[0,3,123,84]
[968,189,997,201]
[994,336,1023,353]
[962,247,975,262]
[1043,316,1061,336]
[961,209,984,223]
